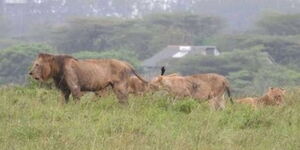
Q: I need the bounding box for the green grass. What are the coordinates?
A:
[0,86,300,150]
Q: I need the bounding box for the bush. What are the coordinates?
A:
[47,13,224,59]
[168,46,300,94]
[169,46,270,76]
[72,50,141,69]
[256,13,300,36]
[0,43,56,85]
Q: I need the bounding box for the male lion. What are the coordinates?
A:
[236,87,286,108]
[29,53,147,104]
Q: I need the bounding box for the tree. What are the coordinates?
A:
[169,46,270,76]
[166,46,300,94]
[144,13,224,45]
[72,50,140,68]
[0,44,55,85]
[48,13,224,60]
[50,17,126,53]
[256,13,300,36]
[0,16,8,37]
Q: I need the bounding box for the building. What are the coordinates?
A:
[142,45,220,78]
[0,1,3,14]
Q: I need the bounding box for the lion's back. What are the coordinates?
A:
[188,73,229,97]
[236,97,257,108]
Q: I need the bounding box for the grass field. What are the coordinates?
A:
[0,86,300,150]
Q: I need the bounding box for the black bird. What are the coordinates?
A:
[161,66,166,75]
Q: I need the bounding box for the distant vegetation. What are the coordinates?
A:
[0,44,55,85]
[1,12,300,94]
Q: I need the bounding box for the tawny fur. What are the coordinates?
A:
[29,53,147,104]
[186,73,232,102]
[150,73,232,110]
[150,75,195,98]
[236,97,258,108]
[128,76,149,95]
[236,87,286,108]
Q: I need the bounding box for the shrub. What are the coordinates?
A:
[0,43,55,85]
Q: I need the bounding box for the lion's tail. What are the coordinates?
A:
[128,65,148,84]
[224,80,233,104]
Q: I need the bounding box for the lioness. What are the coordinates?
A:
[236,87,286,108]
[151,67,233,110]
[186,73,233,104]
[150,74,197,98]
[128,76,149,95]
[151,73,230,110]
[94,75,149,98]
[235,97,258,108]
[29,53,147,104]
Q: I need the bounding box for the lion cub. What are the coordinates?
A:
[236,87,286,108]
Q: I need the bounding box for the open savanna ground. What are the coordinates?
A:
[0,86,300,150]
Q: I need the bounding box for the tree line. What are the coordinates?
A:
[0,12,300,94]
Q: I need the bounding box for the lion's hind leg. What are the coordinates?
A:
[112,81,129,105]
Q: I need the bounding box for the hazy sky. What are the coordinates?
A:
[1,0,300,34]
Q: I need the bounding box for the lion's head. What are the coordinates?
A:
[149,74,181,91]
[29,53,55,82]
[149,76,163,91]
[267,87,286,105]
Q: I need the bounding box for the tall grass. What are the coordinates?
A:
[0,86,299,150]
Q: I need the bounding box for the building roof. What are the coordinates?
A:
[4,0,27,4]
[142,45,220,67]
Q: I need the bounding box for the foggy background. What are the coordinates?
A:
[1,0,300,94]
[2,0,300,35]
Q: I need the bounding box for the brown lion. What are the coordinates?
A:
[151,73,230,110]
[236,87,286,108]
[128,76,149,95]
[186,73,233,110]
[151,67,233,110]
[150,73,198,98]
[94,75,149,98]
[235,97,258,108]
[29,53,147,104]
[186,73,233,103]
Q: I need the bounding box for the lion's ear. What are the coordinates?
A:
[269,87,274,90]
[38,53,54,61]
[157,76,163,82]
[281,88,286,94]
[50,56,55,62]
[38,53,51,58]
